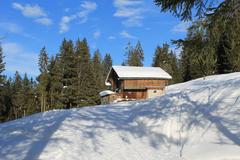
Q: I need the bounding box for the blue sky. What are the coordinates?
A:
[0,0,190,77]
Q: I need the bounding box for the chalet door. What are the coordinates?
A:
[123,91,136,99]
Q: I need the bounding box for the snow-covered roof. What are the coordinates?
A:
[99,90,115,97]
[106,66,172,81]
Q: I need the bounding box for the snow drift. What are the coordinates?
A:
[0,73,240,160]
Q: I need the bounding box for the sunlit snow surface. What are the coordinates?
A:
[0,73,240,160]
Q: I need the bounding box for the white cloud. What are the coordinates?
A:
[35,17,53,26]
[108,36,116,40]
[0,22,39,40]
[171,21,191,33]
[2,42,39,76]
[113,0,145,27]
[93,31,101,39]
[12,2,46,18]
[120,30,137,39]
[81,1,97,10]
[59,1,97,33]
[12,2,53,26]
[0,22,21,33]
[59,16,74,33]
[114,0,143,7]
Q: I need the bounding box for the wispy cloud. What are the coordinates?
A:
[93,30,101,39]
[0,22,21,33]
[2,42,39,76]
[120,30,137,39]
[0,22,39,40]
[113,0,145,27]
[35,17,53,26]
[64,8,70,12]
[12,2,53,26]
[171,21,191,33]
[108,36,116,40]
[59,1,97,33]
[59,16,72,33]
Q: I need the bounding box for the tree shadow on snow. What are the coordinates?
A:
[0,110,70,160]
[0,78,239,159]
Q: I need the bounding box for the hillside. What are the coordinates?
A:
[0,73,240,160]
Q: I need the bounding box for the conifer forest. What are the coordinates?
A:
[0,0,240,122]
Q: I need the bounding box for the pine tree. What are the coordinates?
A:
[102,53,112,79]
[216,33,232,74]
[12,71,23,119]
[92,50,104,104]
[21,73,31,116]
[75,38,95,106]
[28,77,38,114]
[0,44,5,85]
[48,55,63,109]
[180,49,192,81]
[0,44,6,121]
[154,0,233,21]
[2,79,13,121]
[124,41,144,66]
[37,47,49,112]
[123,42,133,66]
[169,51,182,83]
[131,41,144,66]
[152,43,171,72]
[59,39,77,109]
[152,43,181,83]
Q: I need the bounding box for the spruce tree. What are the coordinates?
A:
[123,42,133,66]
[12,71,23,119]
[124,41,144,66]
[75,38,96,106]
[59,39,77,109]
[92,50,104,104]
[216,33,232,74]
[28,77,38,114]
[102,53,112,79]
[154,0,234,21]
[48,55,63,109]
[0,44,5,85]
[102,53,112,90]
[0,44,6,121]
[37,47,49,112]
[132,41,144,66]
[2,79,13,122]
[169,51,182,83]
[180,49,192,81]
[152,43,171,73]
[152,43,181,83]
[21,73,31,116]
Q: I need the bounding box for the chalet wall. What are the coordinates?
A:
[147,88,164,98]
[108,69,120,91]
[123,79,167,90]
[122,90,147,99]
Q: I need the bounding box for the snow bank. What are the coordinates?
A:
[99,90,115,97]
[0,72,240,160]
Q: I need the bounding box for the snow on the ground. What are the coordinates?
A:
[0,72,240,160]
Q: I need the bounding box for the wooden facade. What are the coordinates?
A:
[100,66,171,104]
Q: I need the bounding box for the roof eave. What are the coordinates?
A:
[118,77,172,80]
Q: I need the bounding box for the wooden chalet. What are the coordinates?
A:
[99,66,172,104]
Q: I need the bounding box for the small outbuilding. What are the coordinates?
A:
[100,66,172,104]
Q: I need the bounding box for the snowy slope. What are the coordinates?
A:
[0,73,240,160]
